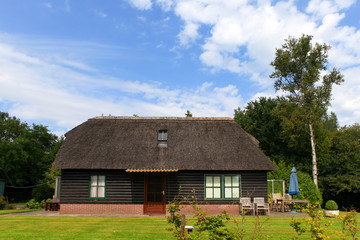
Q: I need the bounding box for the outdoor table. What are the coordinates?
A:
[276,199,309,212]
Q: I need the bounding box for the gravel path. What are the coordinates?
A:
[0,210,309,218]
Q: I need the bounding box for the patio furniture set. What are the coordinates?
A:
[271,193,309,212]
[239,197,270,215]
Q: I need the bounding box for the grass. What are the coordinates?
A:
[0,209,40,215]
[0,214,358,239]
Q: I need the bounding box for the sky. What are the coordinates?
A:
[0,0,359,136]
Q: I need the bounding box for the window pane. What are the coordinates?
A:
[213,176,221,187]
[206,188,213,198]
[91,176,98,186]
[232,176,239,187]
[233,188,240,198]
[206,176,213,187]
[98,186,105,198]
[98,176,105,186]
[90,187,97,198]
[214,188,221,198]
[225,188,232,198]
[225,176,231,187]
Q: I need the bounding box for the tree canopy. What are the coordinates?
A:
[0,112,60,201]
[270,34,344,187]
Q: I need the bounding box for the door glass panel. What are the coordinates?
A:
[147,175,164,203]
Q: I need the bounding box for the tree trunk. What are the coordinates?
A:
[309,123,318,188]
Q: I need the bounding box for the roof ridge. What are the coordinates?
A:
[91,116,233,121]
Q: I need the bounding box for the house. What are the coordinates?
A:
[52,116,276,215]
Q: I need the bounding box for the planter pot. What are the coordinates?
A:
[323,209,339,217]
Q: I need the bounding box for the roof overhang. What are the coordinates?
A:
[125,168,179,173]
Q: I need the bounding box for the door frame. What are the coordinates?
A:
[143,174,166,215]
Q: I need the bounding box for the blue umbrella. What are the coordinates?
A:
[288,167,300,195]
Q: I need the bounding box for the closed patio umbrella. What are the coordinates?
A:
[288,167,299,195]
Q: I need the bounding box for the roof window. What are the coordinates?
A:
[158,130,167,147]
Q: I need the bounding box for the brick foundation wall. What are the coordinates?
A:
[60,204,143,215]
[60,204,239,215]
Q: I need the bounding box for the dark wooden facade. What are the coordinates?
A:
[60,169,268,205]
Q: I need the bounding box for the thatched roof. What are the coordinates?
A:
[53,117,276,171]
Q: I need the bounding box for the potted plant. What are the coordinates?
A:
[323,200,339,217]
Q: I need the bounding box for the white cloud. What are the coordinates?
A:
[155,0,173,11]
[0,41,243,133]
[178,22,200,45]
[128,0,152,10]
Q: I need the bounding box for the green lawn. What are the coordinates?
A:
[0,215,358,239]
[0,209,40,215]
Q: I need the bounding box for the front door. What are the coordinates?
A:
[144,174,166,215]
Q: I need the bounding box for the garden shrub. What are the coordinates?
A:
[26,199,43,209]
[294,171,322,205]
[325,200,338,210]
[0,196,7,210]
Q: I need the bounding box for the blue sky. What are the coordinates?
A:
[0,0,359,135]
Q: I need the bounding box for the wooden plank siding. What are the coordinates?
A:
[60,170,268,204]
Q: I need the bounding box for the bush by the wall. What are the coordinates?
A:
[0,196,7,210]
[325,200,338,210]
[26,199,43,209]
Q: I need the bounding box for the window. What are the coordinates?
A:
[158,130,167,147]
[205,176,222,199]
[89,175,106,199]
[205,175,241,200]
[224,175,240,199]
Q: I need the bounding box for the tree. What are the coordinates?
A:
[234,97,284,158]
[321,123,360,209]
[0,112,60,201]
[270,34,344,187]
[185,110,193,117]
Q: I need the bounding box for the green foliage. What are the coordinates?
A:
[321,123,360,209]
[304,204,332,240]
[0,196,7,210]
[234,97,289,160]
[32,183,54,202]
[270,34,344,188]
[270,34,344,123]
[25,199,44,209]
[289,217,306,238]
[325,200,338,210]
[295,171,323,205]
[337,210,359,239]
[0,112,60,190]
[185,110,193,117]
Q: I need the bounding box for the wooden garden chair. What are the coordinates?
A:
[239,197,255,216]
[254,197,270,215]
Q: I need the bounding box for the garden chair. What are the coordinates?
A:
[239,197,254,216]
[271,193,282,211]
[284,193,292,212]
[254,197,270,215]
